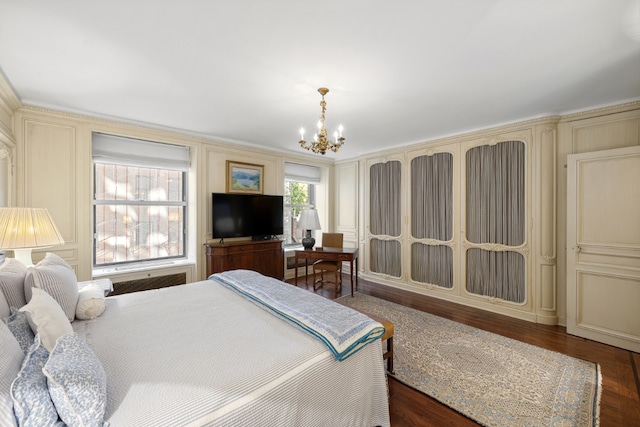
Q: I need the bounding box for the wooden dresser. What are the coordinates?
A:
[204,239,284,280]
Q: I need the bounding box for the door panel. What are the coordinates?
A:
[577,271,640,338]
[567,145,640,352]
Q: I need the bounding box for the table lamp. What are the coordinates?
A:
[0,207,65,266]
[297,208,321,249]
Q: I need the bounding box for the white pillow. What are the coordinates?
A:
[0,258,27,309]
[24,253,78,322]
[0,321,22,427]
[19,288,72,352]
[0,289,9,319]
[75,284,106,320]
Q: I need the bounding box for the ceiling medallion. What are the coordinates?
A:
[299,87,344,155]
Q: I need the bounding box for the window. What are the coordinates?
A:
[92,133,190,267]
[283,162,320,246]
[284,180,315,245]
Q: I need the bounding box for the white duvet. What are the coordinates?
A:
[72,278,390,427]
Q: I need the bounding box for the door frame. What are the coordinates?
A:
[566,145,640,352]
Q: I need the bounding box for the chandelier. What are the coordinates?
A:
[299,87,344,155]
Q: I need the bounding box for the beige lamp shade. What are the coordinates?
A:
[297,209,321,231]
[0,207,65,266]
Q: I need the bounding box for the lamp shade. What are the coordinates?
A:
[297,209,321,231]
[0,208,65,266]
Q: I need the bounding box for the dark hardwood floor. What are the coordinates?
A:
[287,274,640,426]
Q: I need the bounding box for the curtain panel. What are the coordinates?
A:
[410,153,454,288]
[465,140,526,303]
[465,140,525,246]
[369,161,402,277]
[411,153,453,241]
[411,243,453,288]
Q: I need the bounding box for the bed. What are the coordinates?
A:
[2,263,390,427]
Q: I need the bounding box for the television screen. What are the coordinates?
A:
[211,193,283,240]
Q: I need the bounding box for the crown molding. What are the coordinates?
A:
[0,71,21,113]
[558,99,640,122]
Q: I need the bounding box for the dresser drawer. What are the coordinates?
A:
[314,252,350,261]
[227,244,256,255]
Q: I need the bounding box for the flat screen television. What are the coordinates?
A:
[211,192,284,241]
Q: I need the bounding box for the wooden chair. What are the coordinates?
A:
[312,233,344,292]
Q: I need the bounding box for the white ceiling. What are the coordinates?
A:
[1,0,639,159]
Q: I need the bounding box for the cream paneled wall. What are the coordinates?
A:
[358,121,559,323]
[349,102,640,326]
[202,144,284,273]
[8,105,331,283]
[15,112,86,276]
[1,71,638,325]
[0,76,18,208]
[556,105,640,325]
[334,161,359,249]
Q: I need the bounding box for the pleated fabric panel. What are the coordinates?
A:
[370,161,402,277]
[370,161,402,237]
[466,248,525,303]
[411,243,453,288]
[409,153,454,288]
[465,140,526,303]
[465,140,525,246]
[411,153,453,241]
[370,239,402,278]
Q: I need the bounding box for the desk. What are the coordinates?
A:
[294,247,359,296]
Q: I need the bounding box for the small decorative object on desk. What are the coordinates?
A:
[78,278,113,296]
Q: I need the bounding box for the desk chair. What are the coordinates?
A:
[313,233,344,292]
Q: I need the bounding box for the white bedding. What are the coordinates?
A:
[72,278,390,426]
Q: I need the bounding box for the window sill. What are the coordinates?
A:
[92,258,194,279]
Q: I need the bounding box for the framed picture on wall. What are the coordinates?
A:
[226,161,264,194]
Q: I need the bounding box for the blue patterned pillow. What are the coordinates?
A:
[43,333,107,427]
[10,335,63,426]
[6,308,35,355]
[0,320,23,427]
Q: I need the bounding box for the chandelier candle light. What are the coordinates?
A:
[299,88,345,155]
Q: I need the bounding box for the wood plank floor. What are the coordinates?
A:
[288,274,640,426]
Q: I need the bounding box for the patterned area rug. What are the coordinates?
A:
[337,293,601,427]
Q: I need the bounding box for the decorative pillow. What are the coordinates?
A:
[10,335,63,426]
[19,288,73,352]
[6,308,35,355]
[0,320,22,427]
[0,258,27,310]
[24,253,78,322]
[75,284,106,320]
[43,333,107,427]
[0,288,9,319]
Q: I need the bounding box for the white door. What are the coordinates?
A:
[567,145,640,352]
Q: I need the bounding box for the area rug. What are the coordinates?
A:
[337,293,601,427]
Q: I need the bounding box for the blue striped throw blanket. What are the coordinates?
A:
[209,270,385,361]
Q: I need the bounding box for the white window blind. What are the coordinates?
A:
[284,162,320,183]
[92,133,190,171]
